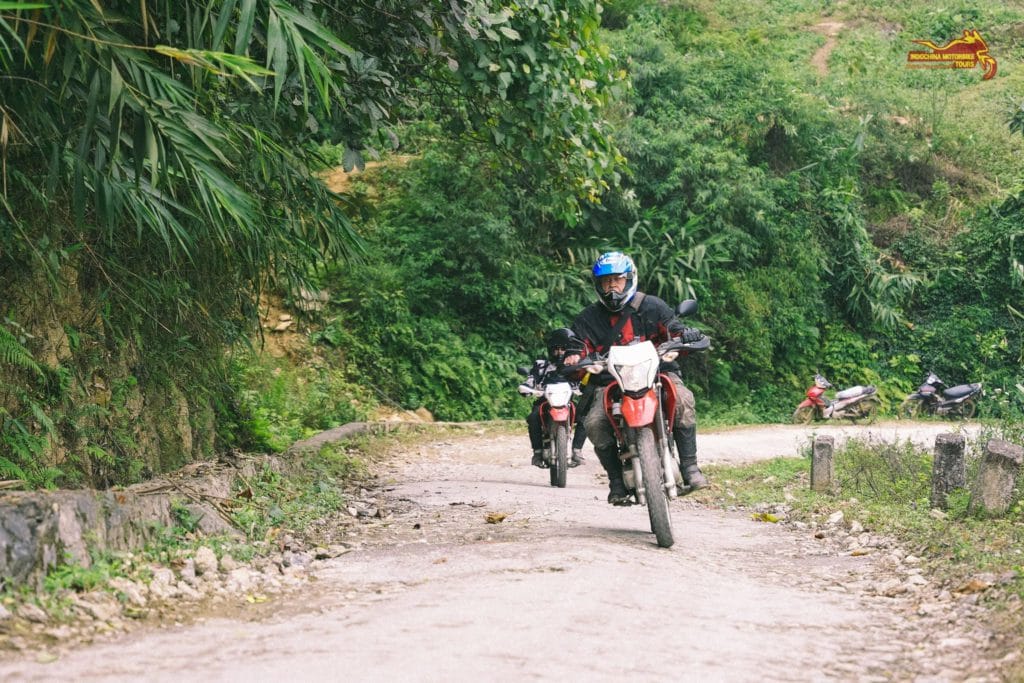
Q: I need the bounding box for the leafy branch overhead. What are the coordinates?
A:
[0,1,625,263]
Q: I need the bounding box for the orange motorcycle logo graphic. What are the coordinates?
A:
[907,29,997,80]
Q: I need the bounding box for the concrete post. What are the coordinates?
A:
[811,435,834,493]
[930,433,966,510]
[969,439,1024,516]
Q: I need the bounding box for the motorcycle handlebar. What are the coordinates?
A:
[561,340,710,376]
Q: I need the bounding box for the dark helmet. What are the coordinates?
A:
[592,251,637,312]
[546,327,582,360]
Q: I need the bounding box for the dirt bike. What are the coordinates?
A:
[575,300,709,549]
[898,372,982,420]
[516,368,578,488]
[792,374,879,424]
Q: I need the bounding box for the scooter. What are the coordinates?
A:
[792,374,878,424]
[898,372,982,420]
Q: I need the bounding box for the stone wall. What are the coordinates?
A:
[0,456,276,590]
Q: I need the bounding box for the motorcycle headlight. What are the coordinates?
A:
[613,359,655,393]
[545,383,573,408]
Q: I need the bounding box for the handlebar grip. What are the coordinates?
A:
[682,336,710,351]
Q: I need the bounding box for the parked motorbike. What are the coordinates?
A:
[516,367,579,488]
[574,299,709,549]
[898,372,982,420]
[792,374,879,424]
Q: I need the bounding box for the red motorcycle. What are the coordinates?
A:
[517,369,578,488]
[576,300,709,548]
[793,374,878,424]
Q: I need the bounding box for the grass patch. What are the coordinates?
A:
[231,442,370,542]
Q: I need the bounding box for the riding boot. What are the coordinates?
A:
[595,445,629,504]
[572,383,595,452]
[531,449,545,468]
[673,425,708,489]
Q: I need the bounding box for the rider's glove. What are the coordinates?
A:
[517,384,533,396]
[681,327,703,343]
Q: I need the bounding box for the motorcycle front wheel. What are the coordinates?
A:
[897,399,921,420]
[792,406,814,424]
[636,428,674,548]
[549,423,568,488]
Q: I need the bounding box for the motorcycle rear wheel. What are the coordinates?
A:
[898,399,921,420]
[854,400,878,425]
[792,406,814,424]
[958,398,977,420]
[636,428,674,548]
[550,423,568,488]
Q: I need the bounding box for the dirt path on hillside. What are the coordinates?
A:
[0,421,1011,682]
[811,21,845,76]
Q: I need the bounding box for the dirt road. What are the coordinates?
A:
[0,421,1008,682]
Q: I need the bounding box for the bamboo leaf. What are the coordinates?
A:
[234,0,256,55]
[42,25,57,64]
[108,59,123,115]
[212,0,237,50]
[144,116,158,182]
[266,10,287,105]
[132,115,146,183]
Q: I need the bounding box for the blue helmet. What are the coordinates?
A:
[592,251,637,312]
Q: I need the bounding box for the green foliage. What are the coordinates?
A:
[5,0,1024,465]
[0,319,42,379]
[0,0,625,480]
[44,550,123,594]
[311,146,579,420]
[439,0,629,216]
[170,502,203,536]
[231,445,362,541]
[231,352,373,453]
[834,438,933,505]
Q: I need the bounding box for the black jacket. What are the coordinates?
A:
[518,359,579,395]
[571,293,696,385]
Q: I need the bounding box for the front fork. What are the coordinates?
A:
[652,391,681,500]
[620,378,680,504]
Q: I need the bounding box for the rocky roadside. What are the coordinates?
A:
[720,494,1024,680]
[0,483,401,664]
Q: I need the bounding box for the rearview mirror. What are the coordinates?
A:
[676,299,698,318]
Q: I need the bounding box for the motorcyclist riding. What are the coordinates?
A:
[564,251,709,505]
[519,327,586,468]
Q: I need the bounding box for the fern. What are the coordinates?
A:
[0,323,42,379]
[0,455,27,482]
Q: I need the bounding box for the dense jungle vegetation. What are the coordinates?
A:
[2,0,1024,487]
